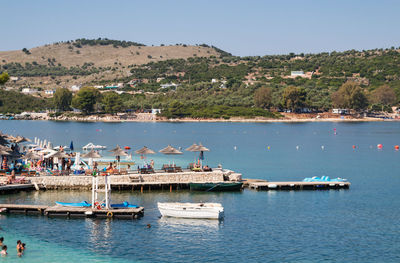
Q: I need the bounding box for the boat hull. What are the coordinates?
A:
[55,201,91,207]
[158,202,224,219]
[110,202,138,209]
[189,182,243,191]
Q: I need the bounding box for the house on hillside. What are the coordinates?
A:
[94,85,104,89]
[332,109,349,115]
[71,85,81,92]
[160,83,180,89]
[10,76,19,82]
[21,88,38,95]
[44,89,56,96]
[291,71,305,77]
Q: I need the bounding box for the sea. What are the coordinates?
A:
[0,120,399,263]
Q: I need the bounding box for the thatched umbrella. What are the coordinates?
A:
[109,145,122,153]
[159,145,183,155]
[51,151,70,159]
[0,150,10,156]
[0,136,9,146]
[186,143,210,167]
[23,151,41,160]
[15,136,31,143]
[185,143,198,152]
[111,148,128,171]
[82,150,102,168]
[135,146,155,166]
[159,145,183,166]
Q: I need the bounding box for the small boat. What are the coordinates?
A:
[55,201,91,207]
[110,202,138,209]
[189,182,243,192]
[158,202,224,219]
[82,143,107,150]
[302,176,347,182]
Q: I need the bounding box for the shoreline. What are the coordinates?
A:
[20,116,400,123]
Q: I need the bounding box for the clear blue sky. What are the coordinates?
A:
[1,0,399,56]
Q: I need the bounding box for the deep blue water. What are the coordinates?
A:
[0,120,399,262]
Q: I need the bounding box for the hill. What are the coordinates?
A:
[0,38,221,88]
[0,39,400,118]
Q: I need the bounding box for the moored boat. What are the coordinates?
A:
[55,201,91,207]
[157,202,224,219]
[189,182,243,191]
[110,202,138,209]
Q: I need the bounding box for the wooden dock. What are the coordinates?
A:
[0,204,144,219]
[248,181,350,191]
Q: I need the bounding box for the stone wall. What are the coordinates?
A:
[0,170,237,189]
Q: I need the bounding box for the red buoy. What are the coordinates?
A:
[124,146,131,150]
[377,144,383,149]
[395,145,399,150]
[352,145,356,149]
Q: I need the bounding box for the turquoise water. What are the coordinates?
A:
[0,120,400,262]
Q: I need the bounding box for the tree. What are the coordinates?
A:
[254,87,272,109]
[331,81,368,110]
[71,87,101,114]
[281,86,307,112]
[102,92,124,114]
[53,88,72,111]
[371,85,396,106]
[0,72,9,85]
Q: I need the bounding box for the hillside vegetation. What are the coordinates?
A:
[0,39,400,117]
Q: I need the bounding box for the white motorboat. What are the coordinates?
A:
[157,202,224,219]
[82,143,107,150]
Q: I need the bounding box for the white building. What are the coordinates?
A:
[45,89,56,95]
[71,85,81,92]
[94,85,104,89]
[21,88,38,95]
[291,71,305,77]
[160,83,179,89]
[10,76,19,81]
[152,109,161,114]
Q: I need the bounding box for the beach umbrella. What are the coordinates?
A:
[51,151,69,159]
[159,145,183,155]
[187,143,210,167]
[109,145,121,153]
[70,141,74,151]
[0,136,9,146]
[135,146,155,155]
[159,145,183,166]
[0,150,10,156]
[185,143,198,152]
[135,146,155,166]
[111,148,128,171]
[82,150,102,168]
[22,151,41,160]
[15,136,31,143]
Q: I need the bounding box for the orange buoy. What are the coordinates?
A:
[395,145,399,150]
[377,144,383,149]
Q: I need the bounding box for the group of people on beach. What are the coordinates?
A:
[0,237,26,257]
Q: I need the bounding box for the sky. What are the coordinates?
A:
[1,0,400,56]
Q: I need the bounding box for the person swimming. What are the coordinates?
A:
[0,237,3,246]
[16,240,22,251]
[1,245,7,256]
[21,243,26,251]
[17,247,22,257]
